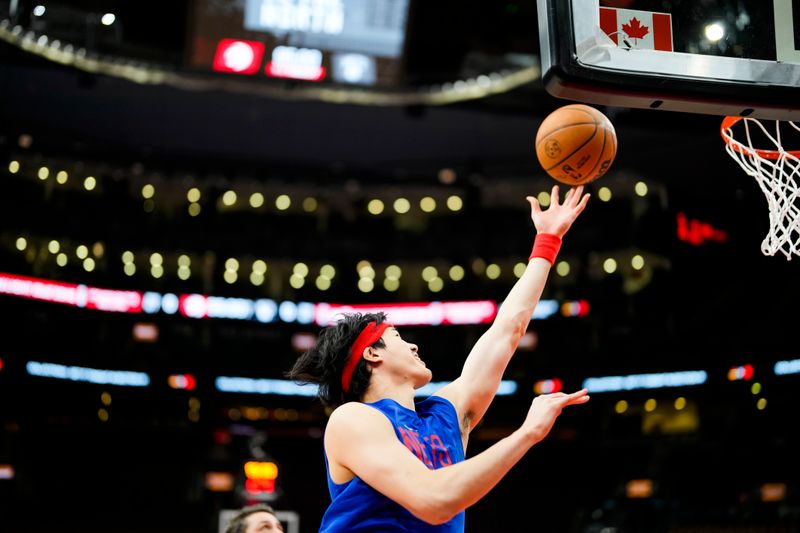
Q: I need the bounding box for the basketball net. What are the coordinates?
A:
[721,116,800,260]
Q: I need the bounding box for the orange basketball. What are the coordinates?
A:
[535,104,617,186]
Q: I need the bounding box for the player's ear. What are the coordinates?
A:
[362,347,381,363]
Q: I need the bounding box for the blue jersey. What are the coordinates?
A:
[320,395,466,533]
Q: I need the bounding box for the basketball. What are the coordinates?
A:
[535,104,617,186]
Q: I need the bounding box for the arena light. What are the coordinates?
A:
[727,364,754,381]
[244,461,279,496]
[332,53,376,84]
[420,197,436,213]
[319,264,335,279]
[626,479,653,499]
[448,265,465,281]
[427,277,444,292]
[761,483,787,502]
[367,199,384,215]
[132,322,159,342]
[168,374,197,391]
[249,192,265,208]
[677,212,728,246]
[533,378,563,394]
[206,472,234,492]
[212,39,265,74]
[246,478,276,495]
[265,46,325,81]
[615,400,628,414]
[774,359,800,376]
[446,195,463,211]
[245,461,278,481]
[0,465,14,479]
[0,272,143,313]
[582,370,708,393]
[416,380,517,397]
[560,299,590,317]
[27,361,150,387]
[603,258,617,274]
[0,272,588,326]
[291,332,317,352]
[0,464,15,480]
[180,294,249,320]
[532,299,558,319]
[315,301,498,326]
[393,198,411,214]
[704,22,725,43]
[215,376,318,396]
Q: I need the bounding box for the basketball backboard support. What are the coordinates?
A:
[538,0,800,120]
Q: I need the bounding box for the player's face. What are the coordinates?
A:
[244,511,284,532]
[378,327,432,388]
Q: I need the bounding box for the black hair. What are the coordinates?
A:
[225,504,279,533]
[287,312,388,407]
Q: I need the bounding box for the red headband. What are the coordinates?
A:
[341,321,392,393]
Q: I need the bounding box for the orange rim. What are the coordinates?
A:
[721,116,800,160]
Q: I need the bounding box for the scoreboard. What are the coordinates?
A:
[188,0,411,85]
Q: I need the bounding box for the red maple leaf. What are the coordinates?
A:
[622,17,649,40]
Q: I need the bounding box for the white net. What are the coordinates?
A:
[721,117,800,260]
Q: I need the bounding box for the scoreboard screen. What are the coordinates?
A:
[188,0,411,86]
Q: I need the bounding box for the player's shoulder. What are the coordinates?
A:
[328,401,387,427]
[326,402,392,441]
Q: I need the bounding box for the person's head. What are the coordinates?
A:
[288,312,430,407]
[225,504,283,533]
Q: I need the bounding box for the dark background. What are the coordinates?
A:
[1,1,799,532]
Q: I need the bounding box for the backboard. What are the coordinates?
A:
[538,0,800,120]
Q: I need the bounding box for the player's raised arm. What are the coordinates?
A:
[326,389,589,525]
[436,186,590,434]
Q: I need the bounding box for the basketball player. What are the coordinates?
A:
[289,186,591,531]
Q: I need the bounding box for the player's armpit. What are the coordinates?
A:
[324,402,452,524]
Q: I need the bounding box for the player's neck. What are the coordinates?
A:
[362,379,416,411]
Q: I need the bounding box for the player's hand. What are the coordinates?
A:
[519,389,590,444]
[527,185,590,238]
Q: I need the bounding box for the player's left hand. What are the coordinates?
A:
[527,185,590,238]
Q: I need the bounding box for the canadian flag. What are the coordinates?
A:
[599,7,673,51]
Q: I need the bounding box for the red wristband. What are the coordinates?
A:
[529,233,562,264]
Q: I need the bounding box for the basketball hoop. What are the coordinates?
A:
[721,116,800,260]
